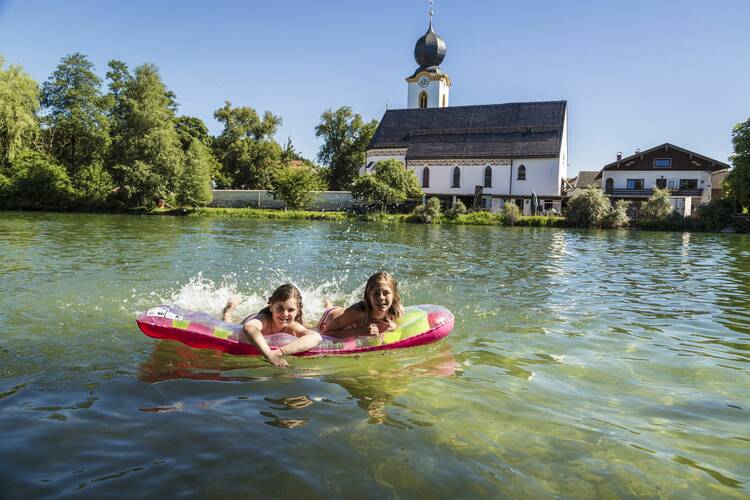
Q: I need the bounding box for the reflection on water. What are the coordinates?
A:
[1,212,749,498]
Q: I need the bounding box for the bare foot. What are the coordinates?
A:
[222,296,240,322]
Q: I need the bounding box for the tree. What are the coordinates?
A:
[108,64,184,208]
[565,185,611,228]
[1,149,75,210]
[641,187,673,220]
[726,117,750,211]
[213,101,282,189]
[178,139,215,207]
[315,106,377,190]
[602,199,630,228]
[40,53,110,179]
[350,159,422,211]
[0,57,40,166]
[269,163,325,210]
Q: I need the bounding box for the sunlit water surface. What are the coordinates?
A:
[1,212,748,498]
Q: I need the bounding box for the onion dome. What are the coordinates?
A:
[414,20,446,69]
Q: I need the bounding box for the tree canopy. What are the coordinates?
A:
[726,117,750,211]
[315,106,377,190]
[350,159,422,210]
[0,57,40,166]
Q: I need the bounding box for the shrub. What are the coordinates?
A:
[445,199,467,220]
[268,163,325,210]
[695,197,735,230]
[641,188,673,220]
[350,159,422,212]
[603,199,631,229]
[410,196,442,223]
[74,162,114,209]
[2,149,76,210]
[455,211,501,225]
[502,202,521,226]
[565,185,610,228]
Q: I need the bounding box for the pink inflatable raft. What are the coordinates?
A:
[137,304,454,356]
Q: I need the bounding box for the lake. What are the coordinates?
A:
[1,212,748,498]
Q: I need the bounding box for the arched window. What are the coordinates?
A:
[484,166,492,188]
[517,165,526,181]
[605,178,614,194]
[452,166,461,188]
[419,91,428,109]
[442,94,446,107]
[422,167,430,188]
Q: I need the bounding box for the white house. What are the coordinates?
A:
[360,13,568,215]
[597,143,730,217]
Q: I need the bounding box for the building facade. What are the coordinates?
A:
[361,14,568,214]
[597,143,730,216]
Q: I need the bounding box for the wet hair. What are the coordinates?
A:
[362,271,403,322]
[258,283,303,323]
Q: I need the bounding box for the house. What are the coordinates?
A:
[361,12,568,215]
[596,143,730,216]
[565,170,601,199]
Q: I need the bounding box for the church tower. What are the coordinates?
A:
[406,7,450,109]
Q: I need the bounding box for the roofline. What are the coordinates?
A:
[601,143,730,170]
[381,100,567,114]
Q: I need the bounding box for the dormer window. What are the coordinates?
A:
[654,158,672,168]
[419,91,428,109]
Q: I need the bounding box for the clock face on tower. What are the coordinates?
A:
[417,76,430,88]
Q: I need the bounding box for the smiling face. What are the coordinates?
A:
[367,281,394,319]
[270,298,299,329]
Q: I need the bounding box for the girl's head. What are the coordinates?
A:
[264,283,303,327]
[362,271,403,321]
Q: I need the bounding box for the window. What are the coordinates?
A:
[452,166,461,188]
[442,94,446,107]
[654,158,672,168]
[667,179,678,190]
[484,166,492,187]
[419,91,428,109]
[422,167,430,188]
[517,165,526,181]
[656,178,667,189]
[627,179,645,190]
[679,179,698,190]
[605,178,614,194]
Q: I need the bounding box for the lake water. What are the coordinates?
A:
[1,212,748,498]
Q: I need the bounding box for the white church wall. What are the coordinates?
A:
[510,158,562,197]
[407,78,449,108]
[407,161,512,196]
[558,111,568,193]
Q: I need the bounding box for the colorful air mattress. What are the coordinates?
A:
[137,304,454,356]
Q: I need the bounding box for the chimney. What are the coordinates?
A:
[616,152,622,161]
[635,149,641,155]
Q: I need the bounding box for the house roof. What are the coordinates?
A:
[597,143,730,179]
[367,101,567,160]
[571,170,601,189]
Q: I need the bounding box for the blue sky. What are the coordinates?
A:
[1,0,748,175]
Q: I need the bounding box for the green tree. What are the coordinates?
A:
[269,163,325,210]
[602,199,631,228]
[178,138,215,207]
[74,162,114,209]
[40,53,110,179]
[213,101,282,189]
[0,57,40,166]
[175,115,211,150]
[565,185,611,228]
[315,106,377,190]
[1,149,75,210]
[726,118,750,211]
[108,64,184,208]
[350,159,422,211]
[641,187,673,220]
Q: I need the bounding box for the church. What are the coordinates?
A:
[362,13,568,214]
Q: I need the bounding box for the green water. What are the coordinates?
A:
[1,212,748,498]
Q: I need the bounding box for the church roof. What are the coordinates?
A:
[367,101,567,159]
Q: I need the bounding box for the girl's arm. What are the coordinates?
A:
[283,323,323,355]
[322,307,376,338]
[241,318,288,367]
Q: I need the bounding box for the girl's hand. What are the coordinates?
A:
[368,323,380,336]
[373,320,396,333]
[268,350,289,368]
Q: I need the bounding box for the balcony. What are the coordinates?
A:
[609,188,703,198]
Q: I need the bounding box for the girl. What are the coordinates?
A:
[319,271,404,338]
[223,284,321,367]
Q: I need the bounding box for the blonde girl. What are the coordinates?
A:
[223,284,321,367]
[319,272,404,338]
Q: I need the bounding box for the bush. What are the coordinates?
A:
[445,199,467,220]
[566,185,610,228]
[268,163,325,210]
[641,188,673,220]
[454,211,501,225]
[502,202,521,226]
[2,149,76,210]
[409,197,442,223]
[602,199,631,229]
[74,162,114,209]
[695,198,735,230]
[351,159,422,212]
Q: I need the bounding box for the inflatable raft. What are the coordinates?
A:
[137,304,454,356]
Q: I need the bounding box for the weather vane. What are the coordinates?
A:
[429,0,434,19]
